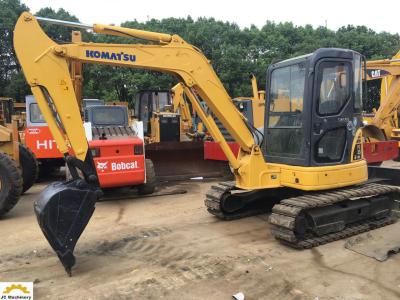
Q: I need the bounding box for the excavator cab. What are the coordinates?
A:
[265,48,363,166]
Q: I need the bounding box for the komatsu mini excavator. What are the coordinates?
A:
[14,13,400,275]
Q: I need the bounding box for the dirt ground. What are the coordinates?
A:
[1,179,400,300]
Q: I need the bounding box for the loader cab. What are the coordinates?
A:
[84,105,129,127]
[84,105,135,140]
[0,97,14,125]
[83,99,105,108]
[135,90,172,133]
[264,48,363,167]
[135,90,180,142]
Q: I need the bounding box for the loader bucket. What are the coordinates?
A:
[34,179,99,275]
[145,141,232,181]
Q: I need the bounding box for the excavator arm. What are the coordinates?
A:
[171,83,193,130]
[364,53,400,138]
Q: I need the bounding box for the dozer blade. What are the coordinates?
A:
[34,179,99,275]
[145,141,232,181]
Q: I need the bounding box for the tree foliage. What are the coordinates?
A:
[0,0,29,98]
[1,0,400,110]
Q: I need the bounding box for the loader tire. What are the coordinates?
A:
[0,153,23,217]
[20,144,39,193]
[138,159,156,195]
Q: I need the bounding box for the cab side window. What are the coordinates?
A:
[318,62,350,115]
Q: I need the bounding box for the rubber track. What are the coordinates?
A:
[205,181,269,220]
[269,183,400,248]
[205,181,400,248]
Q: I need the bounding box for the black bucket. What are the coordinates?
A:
[34,179,100,275]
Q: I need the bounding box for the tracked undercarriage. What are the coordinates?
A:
[205,182,400,248]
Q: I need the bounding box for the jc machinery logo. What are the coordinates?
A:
[0,282,33,300]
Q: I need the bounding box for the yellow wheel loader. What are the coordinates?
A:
[0,97,39,216]
[13,13,400,275]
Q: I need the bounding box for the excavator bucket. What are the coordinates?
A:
[145,141,231,181]
[34,179,99,275]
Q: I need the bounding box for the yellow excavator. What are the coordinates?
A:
[14,13,400,275]
[363,53,400,142]
[360,53,400,163]
[171,82,206,140]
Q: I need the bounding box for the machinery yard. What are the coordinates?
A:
[2,178,400,300]
[2,1,400,299]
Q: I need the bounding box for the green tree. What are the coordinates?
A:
[35,7,81,42]
[0,0,29,99]
[2,2,400,108]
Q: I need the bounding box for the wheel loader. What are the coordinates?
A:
[0,97,38,217]
[13,13,400,275]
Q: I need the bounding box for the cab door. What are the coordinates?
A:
[311,59,357,166]
[264,60,309,166]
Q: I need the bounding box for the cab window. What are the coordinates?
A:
[267,63,306,157]
[318,62,350,115]
[29,103,46,123]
